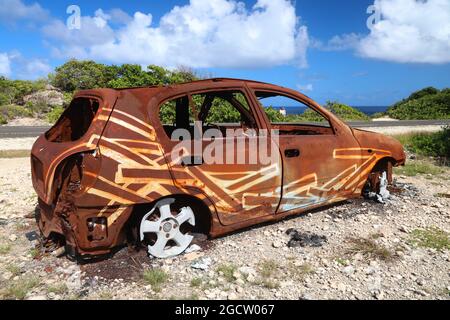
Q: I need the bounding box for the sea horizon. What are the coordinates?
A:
[271,106,389,116]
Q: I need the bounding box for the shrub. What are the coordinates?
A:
[0,104,33,121]
[322,101,370,121]
[46,106,65,124]
[408,128,450,160]
[387,88,450,120]
[394,128,450,163]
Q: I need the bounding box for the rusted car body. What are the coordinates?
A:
[30,78,406,259]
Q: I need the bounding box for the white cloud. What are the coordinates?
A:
[297,83,313,92]
[0,0,48,25]
[44,0,309,68]
[17,58,52,79]
[0,53,11,76]
[358,0,450,64]
[311,33,362,51]
[0,51,51,79]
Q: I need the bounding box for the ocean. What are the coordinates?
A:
[272,106,389,116]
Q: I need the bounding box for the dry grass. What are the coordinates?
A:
[0,276,40,300]
[0,150,30,158]
[345,237,397,262]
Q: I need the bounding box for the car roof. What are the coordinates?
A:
[93,78,283,91]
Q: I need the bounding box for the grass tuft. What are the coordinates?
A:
[143,268,169,292]
[0,244,11,255]
[258,259,278,278]
[1,276,40,300]
[216,263,237,283]
[190,277,202,288]
[345,237,397,262]
[408,227,450,251]
[394,161,444,177]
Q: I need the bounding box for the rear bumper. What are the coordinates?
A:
[37,198,133,258]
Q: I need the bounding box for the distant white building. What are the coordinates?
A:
[279,107,287,117]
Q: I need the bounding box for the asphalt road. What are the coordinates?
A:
[0,120,449,138]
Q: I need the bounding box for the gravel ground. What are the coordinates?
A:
[0,157,449,300]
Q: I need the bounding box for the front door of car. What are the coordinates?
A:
[252,89,363,213]
[157,88,282,226]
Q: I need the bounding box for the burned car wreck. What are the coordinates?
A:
[30,78,406,260]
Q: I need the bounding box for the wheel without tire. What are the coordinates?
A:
[139,198,195,258]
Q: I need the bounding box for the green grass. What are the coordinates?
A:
[0,244,11,254]
[216,263,237,282]
[29,248,39,259]
[190,277,202,288]
[6,264,21,276]
[1,276,40,300]
[394,161,444,177]
[408,227,450,251]
[345,237,397,262]
[258,259,278,279]
[47,283,68,295]
[335,257,350,266]
[142,268,169,292]
[0,150,30,158]
[391,128,450,164]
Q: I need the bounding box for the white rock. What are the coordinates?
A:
[9,234,17,242]
[272,241,283,248]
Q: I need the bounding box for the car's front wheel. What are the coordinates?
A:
[139,198,196,258]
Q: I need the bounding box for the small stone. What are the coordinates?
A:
[9,234,17,242]
[228,293,238,300]
[272,241,283,248]
[342,266,355,275]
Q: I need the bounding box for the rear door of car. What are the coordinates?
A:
[154,82,283,226]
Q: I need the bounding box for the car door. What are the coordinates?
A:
[156,85,283,226]
[249,88,364,213]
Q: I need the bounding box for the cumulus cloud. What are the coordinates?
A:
[0,0,49,25]
[358,0,450,64]
[311,33,362,51]
[0,53,11,76]
[16,58,52,79]
[43,0,309,68]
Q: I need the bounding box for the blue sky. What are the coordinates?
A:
[0,0,449,106]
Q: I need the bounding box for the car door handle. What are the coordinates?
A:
[284,149,300,158]
[181,156,203,166]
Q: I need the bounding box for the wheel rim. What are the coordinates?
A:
[140,199,195,258]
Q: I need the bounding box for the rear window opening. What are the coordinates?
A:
[45,97,100,143]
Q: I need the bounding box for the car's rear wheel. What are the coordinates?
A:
[139,198,196,258]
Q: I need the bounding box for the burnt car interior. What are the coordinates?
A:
[160,90,257,138]
[46,97,100,142]
[255,91,334,136]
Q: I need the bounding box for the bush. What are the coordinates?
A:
[387,87,450,120]
[0,104,33,121]
[46,106,65,124]
[322,101,370,121]
[408,128,450,159]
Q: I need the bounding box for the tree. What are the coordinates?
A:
[50,60,111,92]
